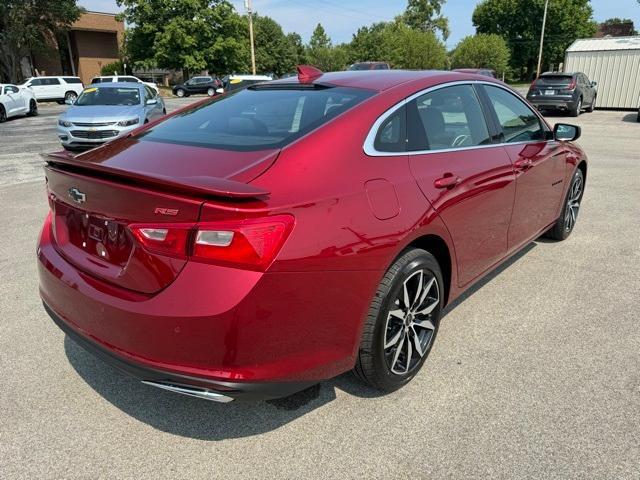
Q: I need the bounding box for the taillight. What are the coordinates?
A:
[129,215,294,271]
[567,78,576,90]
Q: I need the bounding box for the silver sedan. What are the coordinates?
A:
[57,82,166,151]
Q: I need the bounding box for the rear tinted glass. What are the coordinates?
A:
[63,77,82,84]
[538,75,573,85]
[141,86,373,151]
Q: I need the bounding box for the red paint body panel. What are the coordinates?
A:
[38,71,587,395]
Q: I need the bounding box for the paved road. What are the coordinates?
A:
[0,103,638,479]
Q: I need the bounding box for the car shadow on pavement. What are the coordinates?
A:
[63,241,537,440]
[621,113,638,123]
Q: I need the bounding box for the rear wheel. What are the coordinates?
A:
[0,104,6,122]
[570,97,582,117]
[354,249,443,392]
[545,168,584,241]
[27,99,38,116]
[64,91,77,103]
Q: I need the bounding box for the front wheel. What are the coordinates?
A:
[586,95,596,113]
[354,248,443,392]
[545,168,584,241]
[207,87,215,96]
[27,99,38,116]
[175,89,185,98]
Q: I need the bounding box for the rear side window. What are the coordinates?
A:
[374,106,406,152]
[91,78,102,84]
[407,84,491,151]
[141,86,373,151]
[484,85,544,143]
[63,77,82,84]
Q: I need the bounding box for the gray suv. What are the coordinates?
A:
[527,72,597,117]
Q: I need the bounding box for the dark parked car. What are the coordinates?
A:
[527,72,597,116]
[347,62,390,71]
[172,76,221,97]
[39,68,587,402]
[453,68,497,79]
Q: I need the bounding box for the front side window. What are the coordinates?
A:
[407,84,491,151]
[76,87,142,106]
[5,85,19,94]
[484,85,544,143]
[46,78,60,85]
[29,79,43,86]
[141,86,373,151]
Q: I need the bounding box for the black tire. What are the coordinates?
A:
[570,97,582,117]
[162,108,166,115]
[545,168,584,241]
[64,91,77,103]
[636,111,640,123]
[0,104,6,122]
[175,88,185,98]
[354,248,444,392]
[586,94,596,112]
[27,99,38,116]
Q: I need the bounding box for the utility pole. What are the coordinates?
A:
[245,0,256,75]
[536,0,549,78]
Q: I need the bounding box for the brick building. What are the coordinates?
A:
[27,11,124,84]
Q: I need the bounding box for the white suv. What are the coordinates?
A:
[20,76,84,104]
[90,75,159,93]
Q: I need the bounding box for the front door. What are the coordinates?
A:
[406,84,516,286]
[480,84,566,251]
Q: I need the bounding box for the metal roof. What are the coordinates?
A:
[566,36,640,52]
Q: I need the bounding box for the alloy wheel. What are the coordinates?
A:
[65,92,77,103]
[384,269,439,375]
[177,89,185,97]
[564,173,583,231]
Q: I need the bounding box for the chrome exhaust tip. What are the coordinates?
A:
[142,381,234,403]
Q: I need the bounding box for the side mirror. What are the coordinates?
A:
[65,98,75,105]
[215,88,224,94]
[146,98,157,105]
[554,123,581,142]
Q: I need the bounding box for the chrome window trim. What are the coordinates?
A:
[363,80,550,157]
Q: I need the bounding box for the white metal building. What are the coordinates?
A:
[564,36,640,109]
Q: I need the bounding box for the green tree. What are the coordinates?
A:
[306,23,346,71]
[401,0,449,40]
[382,21,447,69]
[0,0,83,83]
[473,0,596,80]
[347,22,389,64]
[252,15,298,76]
[117,0,246,77]
[450,34,510,76]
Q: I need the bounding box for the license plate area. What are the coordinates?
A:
[544,90,555,96]
[52,199,133,268]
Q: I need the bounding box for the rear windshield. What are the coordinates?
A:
[538,75,573,85]
[76,86,142,106]
[141,86,374,151]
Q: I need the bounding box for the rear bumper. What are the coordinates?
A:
[44,302,314,401]
[38,215,374,398]
[527,95,578,110]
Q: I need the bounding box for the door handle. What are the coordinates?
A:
[434,174,462,189]
[514,159,533,170]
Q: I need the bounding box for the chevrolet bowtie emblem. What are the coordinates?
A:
[68,187,86,204]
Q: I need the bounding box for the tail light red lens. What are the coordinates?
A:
[568,78,577,90]
[129,215,294,271]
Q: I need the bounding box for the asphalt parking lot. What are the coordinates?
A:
[1,99,638,479]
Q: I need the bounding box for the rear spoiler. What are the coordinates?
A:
[42,151,270,199]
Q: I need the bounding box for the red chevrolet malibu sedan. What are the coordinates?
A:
[38,67,586,402]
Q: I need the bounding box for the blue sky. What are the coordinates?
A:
[81,0,640,48]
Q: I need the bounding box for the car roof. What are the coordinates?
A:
[268,70,493,92]
[85,81,145,89]
[229,74,272,80]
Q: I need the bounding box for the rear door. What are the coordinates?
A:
[407,83,516,286]
[480,84,566,251]
[45,78,62,99]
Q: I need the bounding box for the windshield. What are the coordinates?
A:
[141,86,373,151]
[75,86,141,106]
